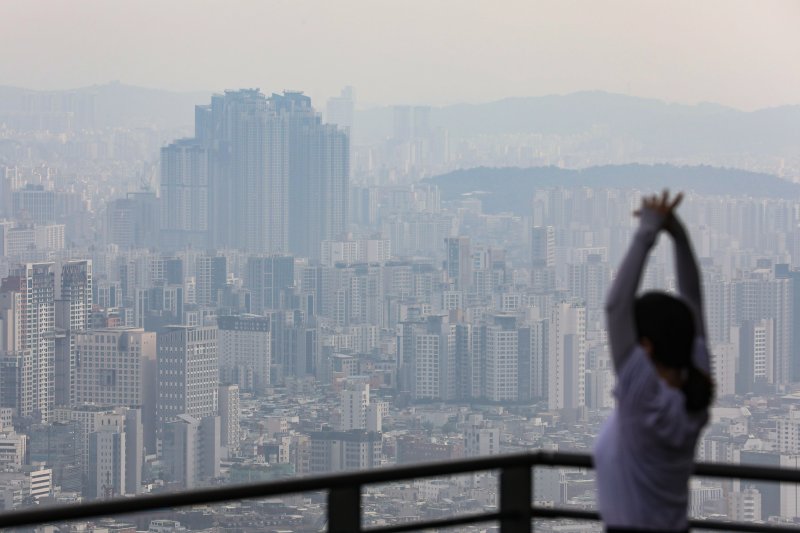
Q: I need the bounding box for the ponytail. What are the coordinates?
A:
[682,365,714,412]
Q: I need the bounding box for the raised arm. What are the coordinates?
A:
[606,207,665,372]
[666,214,707,340]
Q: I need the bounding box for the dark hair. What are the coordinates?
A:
[634,291,713,412]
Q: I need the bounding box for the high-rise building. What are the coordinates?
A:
[87,414,126,499]
[567,254,609,311]
[72,328,157,446]
[54,260,92,406]
[245,256,294,314]
[195,255,226,307]
[56,260,92,332]
[273,91,349,259]
[0,263,55,422]
[548,302,586,413]
[194,90,288,253]
[735,320,774,394]
[161,414,220,490]
[53,405,142,496]
[531,226,556,292]
[734,271,791,385]
[156,325,218,428]
[218,384,240,458]
[217,315,271,394]
[326,86,355,131]
[166,89,348,257]
[12,185,56,224]
[160,139,210,251]
[445,237,471,292]
[484,314,519,402]
[106,192,159,249]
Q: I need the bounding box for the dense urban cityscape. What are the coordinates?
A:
[2,2,800,531]
[1,82,800,532]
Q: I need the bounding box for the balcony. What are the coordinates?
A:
[1,451,799,532]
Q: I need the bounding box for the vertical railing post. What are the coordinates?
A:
[500,464,533,533]
[328,484,361,533]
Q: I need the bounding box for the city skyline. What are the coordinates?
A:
[3,2,800,527]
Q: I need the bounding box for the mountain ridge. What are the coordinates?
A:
[425,164,800,215]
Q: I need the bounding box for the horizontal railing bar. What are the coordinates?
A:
[533,506,600,520]
[363,511,505,533]
[695,461,800,483]
[0,451,553,529]
[0,451,798,530]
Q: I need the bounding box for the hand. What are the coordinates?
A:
[634,189,683,224]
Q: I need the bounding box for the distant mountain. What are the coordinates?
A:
[426,164,800,214]
[355,92,800,157]
[0,82,210,129]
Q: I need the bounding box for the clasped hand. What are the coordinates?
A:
[634,189,684,234]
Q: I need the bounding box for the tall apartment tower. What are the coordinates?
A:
[195,255,227,307]
[156,325,218,428]
[193,89,288,253]
[270,91,349,259]
[57,260,92,332]
[548,302,586,413]
[164,89,349,257]
[531,226,556,292]
[218,384,240,458]
[484,314,519,402]
[1,263,56,422]
[217,315,271,394]
[160,139,210,251]
[54,260,92,406]
[245,256,295,314]
[445,237,472,292]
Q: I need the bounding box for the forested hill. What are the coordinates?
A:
[425,164,800,214]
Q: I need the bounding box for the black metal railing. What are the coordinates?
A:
[1,451,799,532]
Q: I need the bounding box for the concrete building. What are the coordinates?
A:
[484,314,518,402]
[161,414,220,490]
[548,302,586,413]
[159,139,210,251]
[464,416,500,457]
[157,325,218,428]
[217,315,271,394]
[1,263,56,421]
[309,429,382,474]
[218,384,240,458]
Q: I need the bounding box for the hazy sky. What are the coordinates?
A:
[4,0,800,110]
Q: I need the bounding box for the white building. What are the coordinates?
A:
[217,315,270,394]
[339,382,369,431]
[161,414,221,490]
[218,384,240,458]
[1,263,56,421]
[728,488,761,523]
[464,415,500,457]
[157,325,218,428]
[485,315,519,402]
[548,302,586,412]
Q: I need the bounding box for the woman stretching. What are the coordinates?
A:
[594,190,714,532]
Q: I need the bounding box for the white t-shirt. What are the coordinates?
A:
[593,338,710,530]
